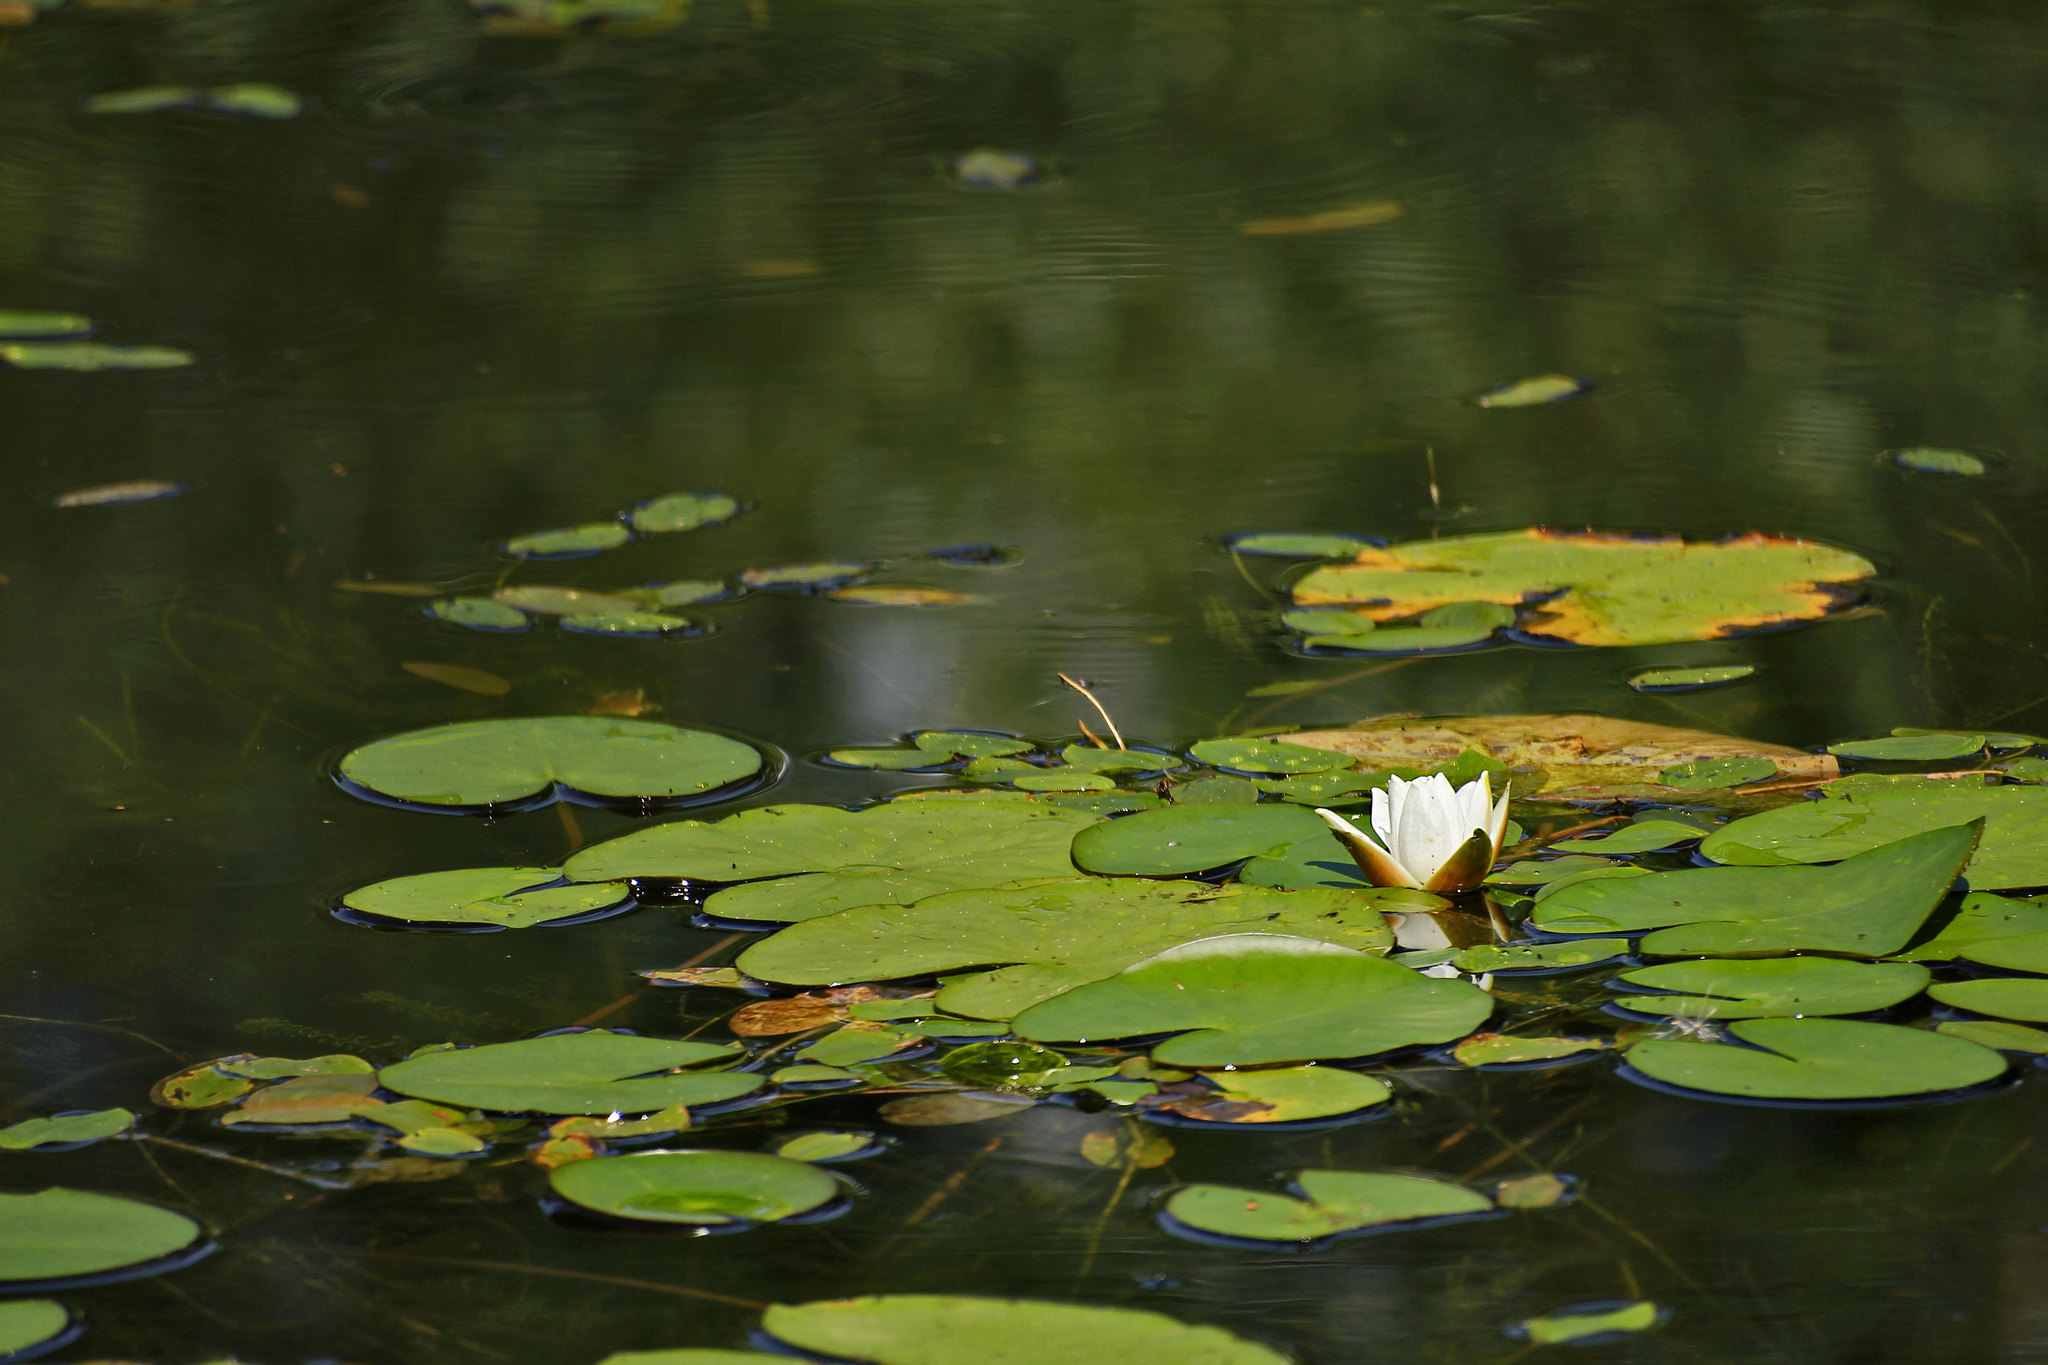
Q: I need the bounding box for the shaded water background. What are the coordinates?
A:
[6,0,2048,1359]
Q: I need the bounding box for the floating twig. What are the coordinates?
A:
[1057,673,1126,749]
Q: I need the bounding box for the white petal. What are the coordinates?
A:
[1487,784,1512,853]
[1370,785,1394,847]
[1393,774,1468,884]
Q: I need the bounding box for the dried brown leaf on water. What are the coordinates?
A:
[879,1092,1036,1126]
[1285,713,1835,802]
[334,579,440,596]
[348,1155,469,1185]
[640,966,757,989]
[53,479,184,507]
[150,1060,258,1109]
[827,585,971,607]
[400,661,511,697]
[1241,201,1402,236]
[588,688,659,717]
[730,995,850,1037]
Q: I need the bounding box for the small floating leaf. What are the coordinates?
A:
[52,480,184,507]
[1011,770,1113,792]
[774,1131,875,1163]
[1486,856,1623,887]
[504,522,631,559]
[1194,1065,1392,1122]
[828,585,969,606]
[1518,1302,1659,1346]
[1628,664,1756,692]
[379,1032,751,1114]
[761,1296,1291,1365]
[1240,201,1402,235]
[739,562,872,590]
[1656,756,1777,789]
[550,1151,838,1225]
[629,580,727,608]
[223,1073,380,1125]
[429,597,530,631]
[629,492,740,534]
[0,1188,204,1285]
[1612,958,1930,1019]
[939,1041,1065,1088]
[826,747,951,771]
[336,579,438,596]
[1450,940,1629,977]
[1701,782,2048,889]
[550,1105,690,1141]
[1188,737,1350,776]
[203,83,302,118]
[1071,802,1326,876]
[1892,447,1987,476]
[1936,1020,2048,1053]
[1454,1034,1604,1066]
[1229,533,1380,558]
[493,586,644,616]
[0,1108,134,1150]
[1828,732,1985,761]
[953,148,1039,190]
[400,661,510,696]
[216,1055,373,1079]
[84,86,200,114]
[0,311,90,339]
[1928,978,2048,1022]
[339,717,764,809]
[342,867,630,929]
[795,1026,909,1067]
[150,1063,255,1109]
[1172,775,1265,804]
[923,543,1020,567]
[0,1299,71,1357]
[916,732,1036,759]
[1625,1018,2004,1102]
[560,611,702,638]
[1166,1170,1489,1244]
[1475,374,1588,407]
[1058,744,1169,774]
[2,343,191,370]
[1492,1173,1574,1209]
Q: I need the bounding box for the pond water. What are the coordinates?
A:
[5,0,2048,1360]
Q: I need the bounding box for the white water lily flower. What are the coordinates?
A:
[1315,772,1511,893]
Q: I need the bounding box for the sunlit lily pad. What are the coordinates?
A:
[1957,926,2048,973]
[918,733,1037,759]
[738,879,1396,1019]
[2,342,192,370]
[503,522,632,558]
[829,585,969,606]
[560,611,703,638]
[1487,855,1622,886]
[1251,772,1381,805]
[0,1299,73,1358]
[1552,819,1705,854]
[339,717,765,810]
[1531,823,1979,955]
[1188,737,1350,775]
[1452,1034,1605,1066]
[550,1151,838,1226]
[1165,1169,1491,1245]
[341,867,631,929]
[1475,374,1588,407]
[218,1055,373,1079]
[1928,978,2048,1022]
[739,562,872,590]
[1892,447,1987,476]
[1059,744,1172,774]
[494,585,644,617]
[1612,958,1930,1019]
[429,597,530,631]
[761,1296,1291,1365]
[1229,532,1380,558]
[0,1108,134,1150]
[380,1032,752,1114]
[1937,1019,2048,1053]
[1281,608,1376,635]
[566,801,1095,924]
[1828,732,1985,761]
[775,1131,878,1163]
[0,1189,204,1286]
[596,1352,783,1364]
[0,311,90,338]
[629,580,728,608]
[1292,530,1874,648]
[1173,775,1264,804]
[1014,934,1490,1066]
[1699,782,2048,888]
[1071,802,1326,876]
[629,492,740,533]
[1658,756,1778,789]
[1628,664,1756,692]
[1451,940,1630,975]
[1624,1018,2005,1102]
[52,479,185,507]
[150,1062,256,1109]
[1185,1065,1392,1122]
[1516,1301,1660,1346]
[826,748,955,771]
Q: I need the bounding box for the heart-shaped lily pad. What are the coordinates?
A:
[341,867,632,929]
[1624,1018,2005,1102]
[550,1151,838,1225]
[760,1296,1291,1365]
[1700,782,2048,889]
[1530,823,1978,955]
[379,1032,753,1114]
[1164,1170,1492,1244]
[1070,803,1328,876]
[737,879,1397,1019]
[564,801,1097,924]
[0,1299,73,1357]
[1013,934,1491,1066]
[1928,978,2048,1022]
[338,718,766,811]
[1612,958,1930,1019]
[0,1189,205,1286]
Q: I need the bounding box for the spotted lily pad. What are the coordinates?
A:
[503,522,632,558]
[1071,802,1327,876]
[1188,737,1350,775]
[1165,1170,1491,1244]
[1011,771,1113,792]
[338,717,764,810]
[1628,664,1756,692]
[379,1032,752,1114]
[1625,1018,2005,1102]
[1014,934,1491,1066]
[1956,925,2048,974]
[1928,978,2048,1022]
[1612,958,1930,1019]
[565,801,1096,924]
[1291,530,1874,648]
[1894,894,2048,961]
[341,867,631,928]
[1531,823,1979,955]
[0,1109,134,1150]
[629,492,740,533]
[0,1189,204,1286]
[1699,782,2048,889]
[738,879,1397,1019]
[550,1151,838,1225]
[760,1296,1291,1365]
[1828,733,1986,761]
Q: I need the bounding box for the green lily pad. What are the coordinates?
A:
[1281,608,1376,635]
[1188,737,1350,775]
[494,585,644,616]
[0,312,90,339]
[1928,978,2048,1022]
[1172,775,1265,804]
[1628,664,1756,692]
[1699,782,2048,888]
[216,1055,373,1081]
[1552,819,1707,854]
[1251,772,1381,804]
[0,1299,71,1356]
[0,1188,204,1285]
[503,522,632,558]
[597,1352,785,1364]
[1829,733,1986,761]
[550,1151,838,1225]
[939,1041,1066,1088]
[1292,529,1874,648]
[1012,771,1114,792]
[0,1108,134,1150]
[1531,823,1978,955]
[774,1131,876,1163]
[560,611,702,638]
[738,878,1397,1020]
[1014,934,1491,1066]
[1071,802,1326,876]
[1893,447,1987,476]
[739,562,872,590]
[771,1065,858,1085]
[339,717,764,810]
[1519,1302,1660,1346]
[1305,625,1494,652]
[761,1296,1291,1365]
[629,492,741,533]
[795,1028,909,1067]
[1451,939,1630,974]
[1237,832,1388,891]
[2005,758,2048,783]
[566,802,1096,925]
[915,733,1035,759]
[1165,1169,1491,1244]
[379,1032,752,1114]
[1937,1020,2048,1053]
[1,342,192,370]
[1899,890,2048,963]
[85,86,201,113]
[1612,958,1930,1019]
[204,83,302,117]
[1959,926,2048,973]
[1197,1065,1392,1122]
[1452,1034,1605,1066]
[826,748,955,771]
[341,867,631,929]
[429,597,530,631]
[1475,373,1588,407]
[150,1063,256,1109]
[1486,856,1621,886]
[1229,533,1378,558]
[1420,601,1518,630]
[1658,756,1778,789]
[1057,744,1169,774]
[1625,1018,2005,1101]
[629,580,728,608]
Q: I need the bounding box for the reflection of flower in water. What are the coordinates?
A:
[1316,772,1510,893]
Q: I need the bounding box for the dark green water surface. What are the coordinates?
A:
[7,1,2048,1360]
